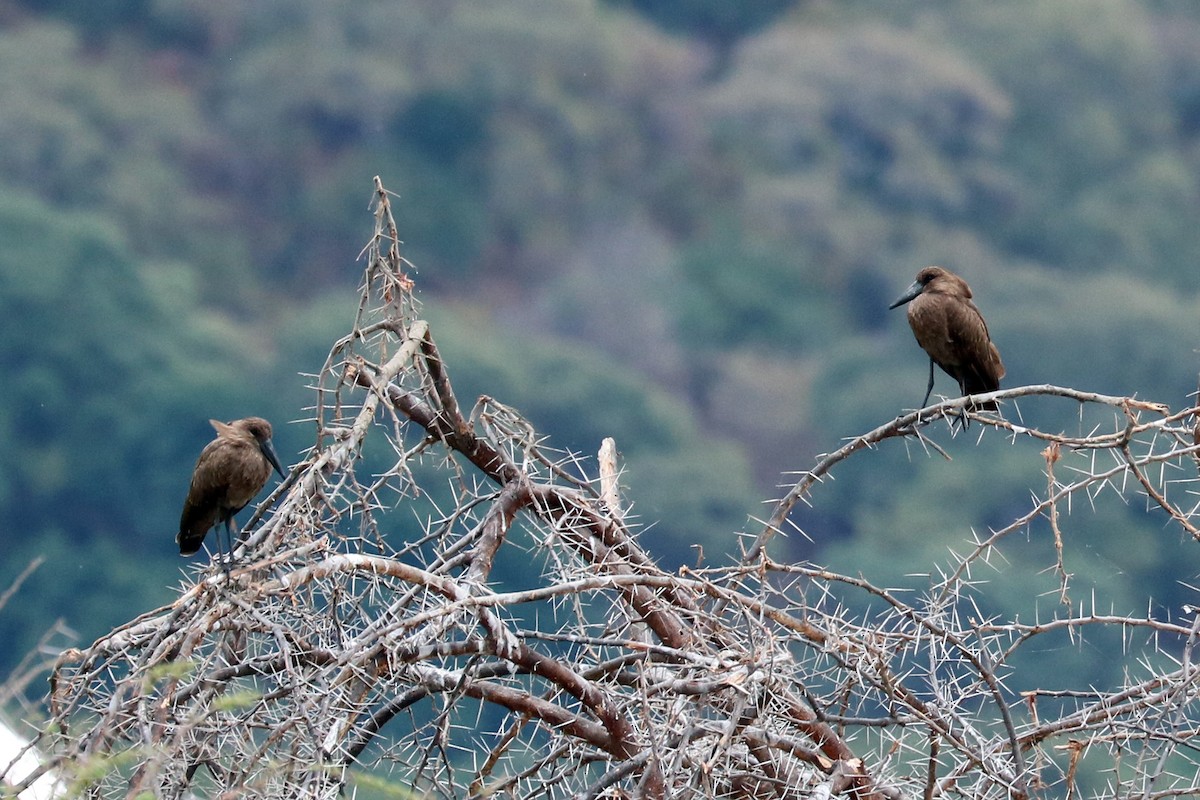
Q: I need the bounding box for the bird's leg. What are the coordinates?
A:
[954,381,971,431]
[922,358,935,409]
[221,517,235,577]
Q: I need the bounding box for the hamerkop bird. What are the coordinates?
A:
[178,417,285,567]
[889,266,1005,412]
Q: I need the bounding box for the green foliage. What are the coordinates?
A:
[674,228,847,353]
[350,770,426,799]
[0,22,249,297]
[908,2,1200,284]
[704,24,1012,208]
[0,190,306,671]
[16,0,151,38]
[62,746,145,798]
[392,91,489,171]
[986,268,1199,403]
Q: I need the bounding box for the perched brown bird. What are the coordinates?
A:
[889,266,1005,412]
[178,417,285,566]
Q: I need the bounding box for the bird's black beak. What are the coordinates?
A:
[888,279,923,309]
[260,438,286,479]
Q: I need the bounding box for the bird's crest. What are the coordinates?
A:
[210,418,236,437]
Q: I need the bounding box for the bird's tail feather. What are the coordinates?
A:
[962,370,1001,412]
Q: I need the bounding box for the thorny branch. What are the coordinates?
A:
[9,177,1200,799]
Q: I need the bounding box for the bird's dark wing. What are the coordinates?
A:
[178,498,219,556]
[935,299,1004,409]
[908,293,1004,409]
[177,439,257,555]
[953,299,1005,394]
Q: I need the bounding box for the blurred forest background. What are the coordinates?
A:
[2,0,1200,700]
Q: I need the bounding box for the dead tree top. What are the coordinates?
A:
[15,177,1200,800]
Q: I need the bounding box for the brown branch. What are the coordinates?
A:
[414,666,629,758]
[1121,441,1200,541]
[463,480,530,585]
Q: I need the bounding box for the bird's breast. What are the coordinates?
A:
[190,439,274,511]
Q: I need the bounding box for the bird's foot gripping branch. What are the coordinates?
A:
[24,178,1200,800]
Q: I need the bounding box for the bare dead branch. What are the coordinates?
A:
[13,178,1200,800]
